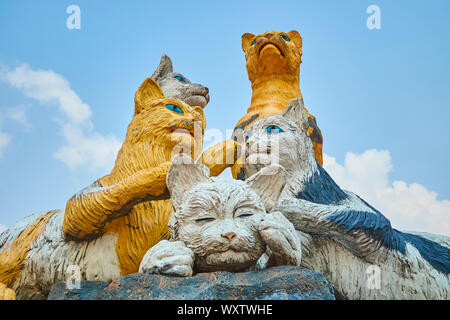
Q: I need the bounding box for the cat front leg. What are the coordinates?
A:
[258,211,302,267]
[199,139,239,177]
[139,240,195,277]
[276,197,391,259]
[63,162,172,240]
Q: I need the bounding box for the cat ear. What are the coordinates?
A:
[193,105,206,134]
[193,106,205,121]
[246,164,286,212]
[281,97,309,133]
[152,54,173,81]
[167,153,211,209]
[287,30,303,55]
[134,77,165,114]
[242,33,255,53]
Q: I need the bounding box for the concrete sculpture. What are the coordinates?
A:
[231,30,323,180]
[139,154,302,276]
[0,33,447,302]
[242,97,450,299]
[152,54,210,109]
[0,75,209,299]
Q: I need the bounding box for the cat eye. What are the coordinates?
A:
[280,35,290,42]
[174,76,186,83]
[166,104,183,114]
[195,217,216,223]
[266,125,284,134]
[251,39,256,46]
[245,133,252,141]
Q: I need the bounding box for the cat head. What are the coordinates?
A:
[132,77,206,157]
[108,78,205,182]
[241,30,302,83]
[152,54,210,108]
[166,153,286,272]
[243,98,316,177]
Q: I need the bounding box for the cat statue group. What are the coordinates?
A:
[0,30,449,300]
[139,98,449,300]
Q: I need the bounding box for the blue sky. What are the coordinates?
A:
[0,0,449,235]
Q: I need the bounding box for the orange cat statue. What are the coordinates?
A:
[232,30,323,179]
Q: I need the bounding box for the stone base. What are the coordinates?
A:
[48,265,335,300]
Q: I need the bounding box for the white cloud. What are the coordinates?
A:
[0,132,12,158]
[0,224,6,233]
[6,106,30,128]
[54,123,121,171]
[1,64,121,171]
[323,150,450,237]
[2,64,91,123]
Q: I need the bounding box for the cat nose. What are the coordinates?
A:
[221,232,237,241]
[265,32,273,38]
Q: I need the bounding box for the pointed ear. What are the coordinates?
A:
[246,164,286,212]
[193,105,206,133]
[287,30,302,55]
[167,153,211,209]
[242,33,255,53]
[193,105,205,120]
[152,54,173,81]
[134,77,165,114]
[281,97,309,133]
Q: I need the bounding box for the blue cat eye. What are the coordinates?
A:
[266,125,284,134]
[174,76,186,83]
[280,34,290,42]
[166,104,183,114]
[251,39,256,46]
[245,133,252,141]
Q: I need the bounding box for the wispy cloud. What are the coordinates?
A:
[0,105,29,158]
[5,105,30,128]
[324,150,450,237]
[0,132,12,158]
[3,64,91,123]
[1,64,121,171]
[54,123,121,171]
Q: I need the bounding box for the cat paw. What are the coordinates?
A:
[139,240,194,277]
[258,211,302,267]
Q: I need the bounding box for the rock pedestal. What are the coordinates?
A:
[48,266,335,300]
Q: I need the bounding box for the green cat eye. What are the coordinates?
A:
[166,104,183,114]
